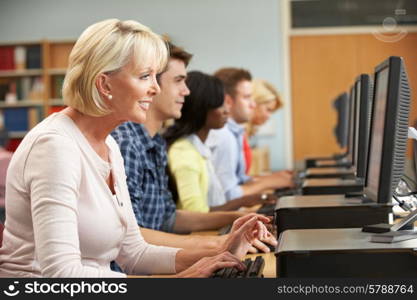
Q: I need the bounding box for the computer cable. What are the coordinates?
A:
[393,190,417,197]
[392,194,415,212]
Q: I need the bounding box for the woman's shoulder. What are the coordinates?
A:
[26,113,75,141]
[168,138,202,164]
[14,114,80,161]
[169,138,195,152]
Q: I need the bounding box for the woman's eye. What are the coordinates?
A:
[140,74,150,80]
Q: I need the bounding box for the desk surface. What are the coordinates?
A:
[278,228,417,253]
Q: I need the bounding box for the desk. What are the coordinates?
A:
[276,228,417,277]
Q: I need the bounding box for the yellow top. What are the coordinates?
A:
[168,138,209,212]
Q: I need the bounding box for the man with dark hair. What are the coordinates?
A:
[112,44,276,251]
[208,67,293,201]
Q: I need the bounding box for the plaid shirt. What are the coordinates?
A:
[111,122,176,231]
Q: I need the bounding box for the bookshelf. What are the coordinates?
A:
[0,39,74,151]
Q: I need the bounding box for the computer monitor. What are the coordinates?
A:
[333,92,349,148]
[413,119,417,185]
[364,56,411,204]
[346,85,357,166]
[398,119,417,192]
[352,74,373,179]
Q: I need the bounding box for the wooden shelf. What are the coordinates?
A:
[0,69,43,77]
[0,100,43,108]
[0,39,74,148]
[9,131,27,139]
[0,40,43,46]
[47,68,67,75]
[49,99,65,106]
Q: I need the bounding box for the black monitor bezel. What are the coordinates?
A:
[364,56,408,204]
[346,85,356,165]
[333,92,350,148]
[354,74,372,179]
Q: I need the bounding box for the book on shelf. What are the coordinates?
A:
[52,75,65,99]
[3,108,29,131]
[27,77,44,100]
[26,45,42,69]
[0,82,9,101]
[2,106,42,131]
[0,47,15,70]
[0,76,44,102]
[5,138,22,152]
[370,229,417,243]
[0,45,41,71]
[5,81,17,103]
[28,107,42,129]
[14,46,26,70]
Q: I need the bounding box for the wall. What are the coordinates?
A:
[291,32,417,160]
[0,0,289,170]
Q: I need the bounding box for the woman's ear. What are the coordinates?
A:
[96,73,113,100]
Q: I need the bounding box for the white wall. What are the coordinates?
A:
[0,0,289,170]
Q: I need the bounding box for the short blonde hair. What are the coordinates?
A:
[63,19,168,117]
[252,79,283,111]
[247,79,283,137]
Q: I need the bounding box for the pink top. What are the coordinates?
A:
[0,113,179,277]
[0,148,13,207]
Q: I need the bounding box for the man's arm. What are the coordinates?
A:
[173,210,245,233]
[240,178,269,195]
[209,194,264,212]
[241,172,294,195]
[140,227,226,250]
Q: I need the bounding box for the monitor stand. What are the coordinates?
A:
[363,208,417,243]
[275,194,392,235]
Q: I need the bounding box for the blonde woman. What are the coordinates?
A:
[243,79,283,174]
[249,79,283,137]
[0,19,270,278]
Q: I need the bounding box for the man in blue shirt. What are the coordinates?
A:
[112,43,276,251]
[207,68,293,201]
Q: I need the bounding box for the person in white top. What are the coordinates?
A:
[0,19,272,278]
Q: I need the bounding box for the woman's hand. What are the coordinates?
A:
[247,228,277,253]
[220,213,274,259]
[176,251,245,278]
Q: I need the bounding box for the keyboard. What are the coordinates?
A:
[218,224,232,235]
[275,187,300,198]
[211,256,265,278]
[256,203,275,216]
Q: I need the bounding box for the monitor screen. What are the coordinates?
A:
[366,67,389,197]
[346,86,356,165]
[353,80,361,170]
[355,74,373,179]
[333,93,349,148]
